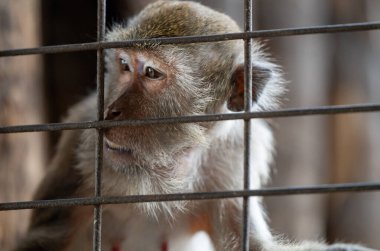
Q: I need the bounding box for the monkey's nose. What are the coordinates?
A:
[105,109,122,120]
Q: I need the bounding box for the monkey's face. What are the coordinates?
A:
[103,48,209,176]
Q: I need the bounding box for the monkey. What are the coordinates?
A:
[14,1,378,251]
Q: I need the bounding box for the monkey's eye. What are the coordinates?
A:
[145,66,164,80]
[120,59,130,72]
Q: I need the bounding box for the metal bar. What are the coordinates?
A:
[1,182,380,211]
[1,103,379,134]
[93,1,106,251]
[242,0,254,250]
[1,21,380,57]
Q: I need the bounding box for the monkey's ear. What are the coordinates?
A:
[227,64,272,112]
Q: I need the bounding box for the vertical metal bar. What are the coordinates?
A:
[242,0,253,250]
[93,0,106,251]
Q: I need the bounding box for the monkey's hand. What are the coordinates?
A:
[267,242,379,251]
[326,243,379,251]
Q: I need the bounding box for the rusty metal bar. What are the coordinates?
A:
[1,182,380,211]
[93,0,106,250]
[1,103,379,134]
[242,0,254,250]
[1,21,380,57]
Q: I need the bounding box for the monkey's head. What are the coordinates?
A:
[102,1,283,196]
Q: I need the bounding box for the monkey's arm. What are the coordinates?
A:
[14,96,96,251]
[207,198,378,251]
[266,242,378,251]
[14,127,92,251]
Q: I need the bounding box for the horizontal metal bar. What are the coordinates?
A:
[1,21,379,57]
[0,103,379,134]
[1,182,379,211]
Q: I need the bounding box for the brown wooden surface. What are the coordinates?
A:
[0,1,46,250]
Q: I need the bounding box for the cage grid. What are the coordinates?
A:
[1,0,380,251]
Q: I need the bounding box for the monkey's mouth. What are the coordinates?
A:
[104,138,134,155]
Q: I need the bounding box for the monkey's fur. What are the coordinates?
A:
[15,1,377,251]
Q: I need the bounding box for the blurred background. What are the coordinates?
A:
[0,0,379,250]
